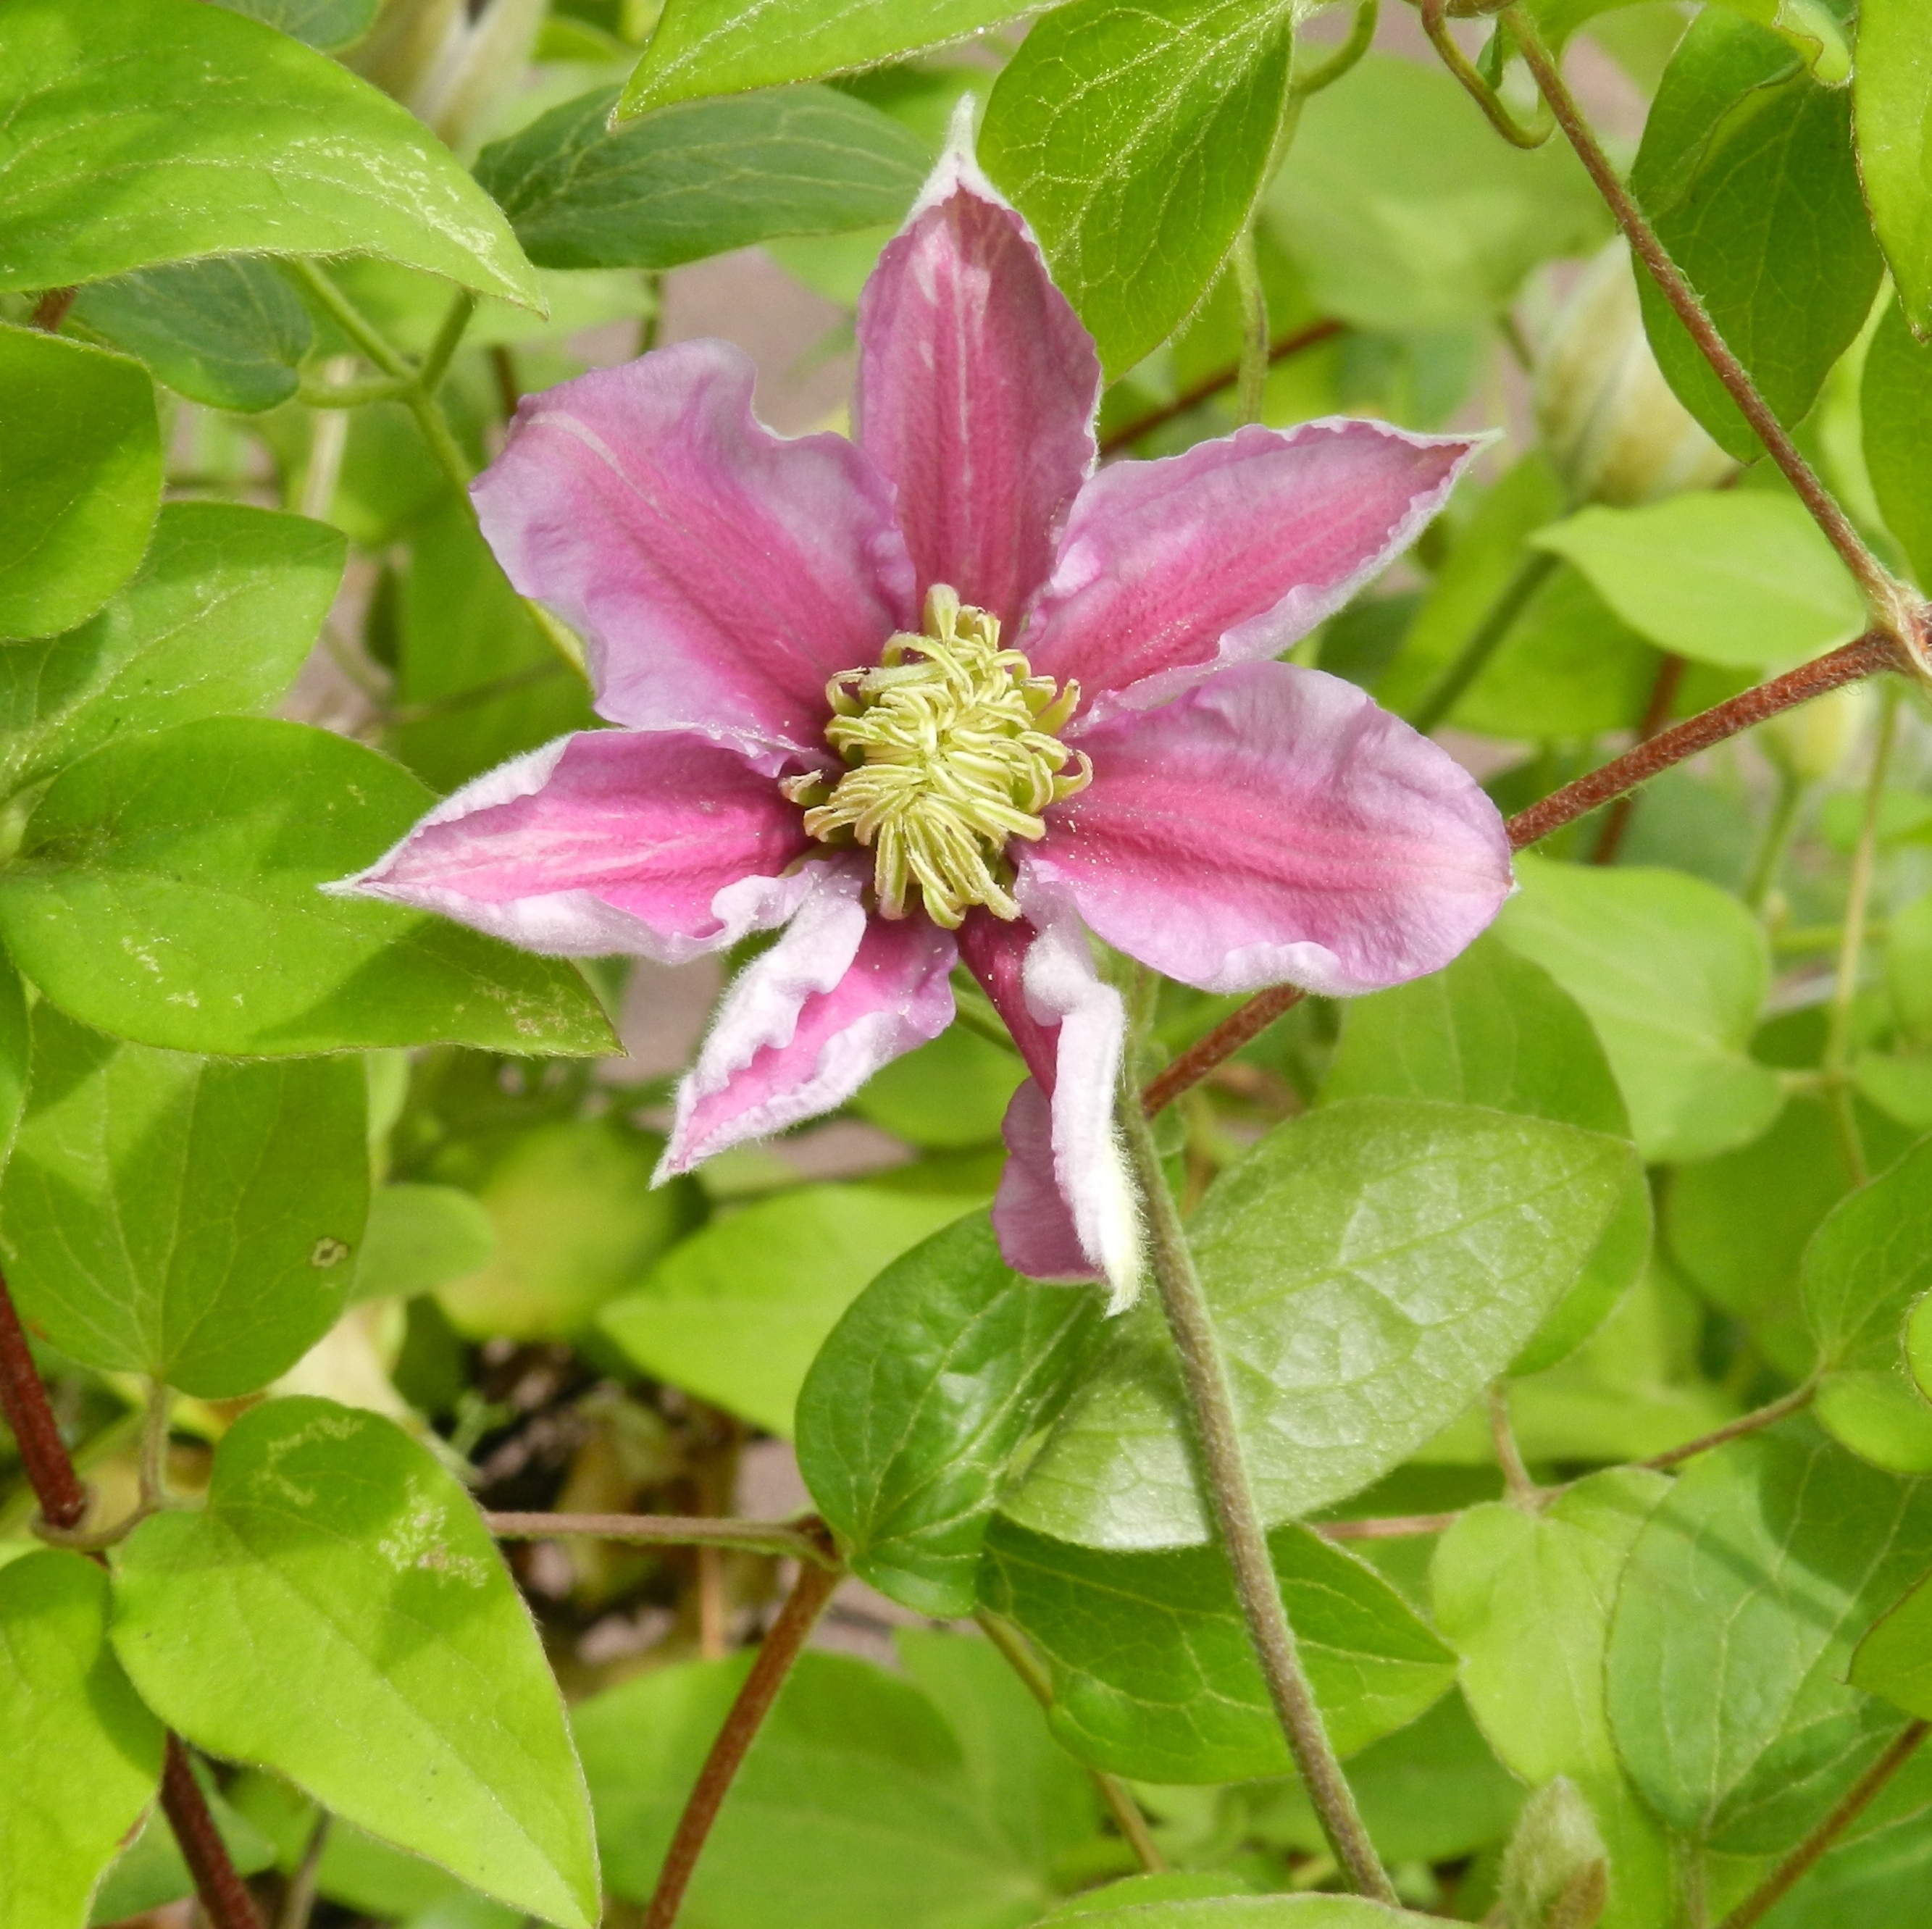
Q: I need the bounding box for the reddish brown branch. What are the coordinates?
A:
[1719,1721,1931,1929]
[1505,633,1899,852]
[1591,652,1686,863]
[1099,320,1346,456]
[485,1510,837,1566]
[0,1274,262,1929]
[644,1546,842,1929]
[1140,985,1307,1118]
[0,1279,88,1531]
[161,1736,264,1929]
[1139,631,1907,1116]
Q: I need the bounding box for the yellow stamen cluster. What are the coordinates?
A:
[785,585,1090,928]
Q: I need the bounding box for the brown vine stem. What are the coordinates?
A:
[29,286,75,332]
[974,1611,1167,1874]
[1502,7,1916,648]
[1139,632,1905,1118]
[644,1550,843,1929]
[1118,1065,1397,1905]
[1591,653,1686,865]
[1316,1512,1461,1541]
[485,1510,839,1566]
[1641,1379,1818,1473]
[0,1276,263,1929]
[1718,1720,1931,1929]
[1097,319,1345,455]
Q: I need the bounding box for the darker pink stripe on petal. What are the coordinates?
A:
[472,340,916,758]
[1022,662,1513,997]
[856,169,1100,627]
[346,729,814,961]
[992,1080,1100,1284]
[1026,418,1484,720]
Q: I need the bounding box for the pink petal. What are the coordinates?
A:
[661,866,957,1173]
[855,135,1100,627]
[961,911,1141,1306]
[991,1080,1095,1284]
[1025,419,1484,722]
[1023,662,1513,997]
[472,340,916,762]
[337,730,814,961]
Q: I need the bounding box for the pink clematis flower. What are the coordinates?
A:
[339,127,1513,1307]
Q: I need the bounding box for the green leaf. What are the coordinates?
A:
[207,0,380,50]
[1814,1370,1932,1476]
[0,503,345,800]
[979,1517,1455,1783]
[1376,461,1659,739]
[796,1212,1104,1616]
[1497,855,1783,1163]
[0,327,160,641]
[1665,1093,1857,1377]
[1605,1421,1932,1852]
[850,1023,1022,1148]
[979,0,1295,379]
[574,1643,1092,1925]
[1531,493,1867,670]
[1861,298,1932,589]
[1,1004,370,1397]
[0,1552,164,1929]
[110,1397,599,1928]
[478,84,929,273]
[620,0,1052,115]
[1005,1099,1634,1549]
[1431,1470,1675,1929]
[350,1182,496,1305]
[600,1186,975,1434]
[388,498,595,798]
[0,717,615,1058]
[90,1784,277,1925]
[1630,5,1881,459]
[69,259,314,413]
[0,949,29,1177]
[1805,1137,1932,1372]
[1266,54,1607,334]
[434,1119,696,1339]
[1852,1569,1932,1722]
[1323,933,1650,1374]
[0,0,538,306]
[1854,0,1932,339]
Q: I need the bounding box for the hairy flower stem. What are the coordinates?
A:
[1718,1721,1931,1929]
[1502,8,1914,643]
[1117,1085,1396,1904]
[1408,549,1559,735]
[1824,687,1900,1185]
[485,1510,839,1565]
[644,1551,842,1929]
[974,1611,1167,1873]
[1292,0,1379,101]
[1141,635,1903,1117]
[1231,227,1271,429]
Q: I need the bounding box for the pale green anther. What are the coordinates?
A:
[786,585,1090,929]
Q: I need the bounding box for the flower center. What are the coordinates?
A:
[784,585,1090,928]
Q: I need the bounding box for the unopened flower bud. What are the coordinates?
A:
[1536,240,1734,509]
[1500,1778,1608,1929]
[348,0,546,155]
[1760,682,1872,784]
